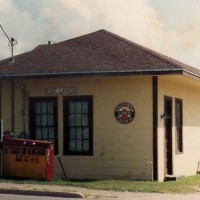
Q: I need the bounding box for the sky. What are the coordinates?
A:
[0,0,200,68]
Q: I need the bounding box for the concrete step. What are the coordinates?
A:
[164,175,185,181]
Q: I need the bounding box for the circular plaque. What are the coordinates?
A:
[115,102,135,124]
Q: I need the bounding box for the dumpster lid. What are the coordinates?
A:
[2,137,53,147]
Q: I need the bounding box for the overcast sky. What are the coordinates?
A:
[1,0,200,68]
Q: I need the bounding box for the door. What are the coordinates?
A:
[164,96,173,175]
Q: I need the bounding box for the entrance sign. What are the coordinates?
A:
[115,102,135,124]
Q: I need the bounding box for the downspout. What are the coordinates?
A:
[22,83,26,134]
[152,76,158,181]
[11,80,15,135]
[0,80,2,177]
[0,80,2,122]
[0,80,2,139]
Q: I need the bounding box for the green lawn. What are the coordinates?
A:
[1,175,200,194]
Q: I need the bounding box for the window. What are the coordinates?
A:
[175,98,183,153]
[63,96,93,155]
[29,97,58,154]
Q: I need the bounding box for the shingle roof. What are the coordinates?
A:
[0,29,199,79]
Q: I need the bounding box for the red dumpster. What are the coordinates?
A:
[1,137,54,181]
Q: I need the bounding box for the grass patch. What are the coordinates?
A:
[1,175,200,194]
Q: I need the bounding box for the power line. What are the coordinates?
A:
[0,24,18,62]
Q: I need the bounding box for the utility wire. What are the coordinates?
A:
[0,24,18,61]
[0,24,12,44]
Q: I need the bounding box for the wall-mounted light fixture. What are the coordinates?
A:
[160,113,171,120]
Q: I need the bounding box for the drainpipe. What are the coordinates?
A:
[11,80,15,135]
[22,83,26,134]
[0,81,1,120]
[0,81,2,177]
[0,81,2,140]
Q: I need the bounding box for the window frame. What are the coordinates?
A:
[63,95,93,156]
[175,98,183,154]
[29,97,58,154]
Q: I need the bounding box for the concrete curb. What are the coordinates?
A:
[0,188,84,198]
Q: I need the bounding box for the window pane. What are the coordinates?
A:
[35,103,41,113]
[69,140,76,151]
[36,128,41,139]
[35,115,41,126]
[83,140,89,152]
[82,114,88,126]
[69,128,76,139]
[42,127,48,139]
[75,114,82,126]
[69,102,75,113]
[48,102,54,113]
[82,102,88,113]
[76,102,81,113]
[49,127,54,139]
[176,99,183,153]
[42,114,48,126]
[177,127,180,140]
[176,127,183,151]
[77,140,82,151]
[83,128,89,139]
[176,103,181,126]
[41,102,47,113]
[69,114,75,126]
[48,114,54,126]
[77,128,82,139]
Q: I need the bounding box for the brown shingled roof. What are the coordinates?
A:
[0,29,199,79]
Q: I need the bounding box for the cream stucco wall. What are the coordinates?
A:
[0,76,153,180]
[158,75,200,181]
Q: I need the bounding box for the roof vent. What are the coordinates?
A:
[48,41,56,45]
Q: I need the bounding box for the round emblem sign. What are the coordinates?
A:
[115,102,135,124]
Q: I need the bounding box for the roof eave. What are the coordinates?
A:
[0,68,184,79]
[182,69,200,80]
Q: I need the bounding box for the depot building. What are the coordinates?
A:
[0,30,200,181]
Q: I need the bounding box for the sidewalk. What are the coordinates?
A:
[0,182,200,200]
[0,182,84,198]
